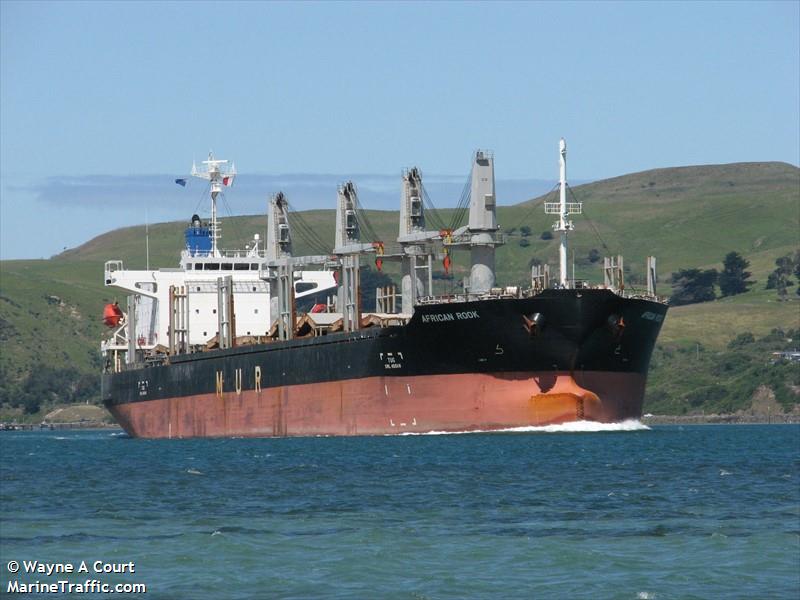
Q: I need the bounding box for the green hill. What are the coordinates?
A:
[1,161,798,419]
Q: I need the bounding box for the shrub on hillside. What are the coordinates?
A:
[727,332,755,349]
[685,385,728,408]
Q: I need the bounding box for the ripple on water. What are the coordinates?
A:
[0,424,797,598]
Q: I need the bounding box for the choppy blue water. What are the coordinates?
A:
[1,424,798,599]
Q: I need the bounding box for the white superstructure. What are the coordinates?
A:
[101,154,336,363]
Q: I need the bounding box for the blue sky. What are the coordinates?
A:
[1,1,798,259]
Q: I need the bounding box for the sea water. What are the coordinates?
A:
[1,424,798,599]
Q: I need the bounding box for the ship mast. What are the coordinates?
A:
[191,152,236,257]
[545,138,581,288]
[558,139,569,286]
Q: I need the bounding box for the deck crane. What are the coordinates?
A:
[395,151,506,309]
[263,192,336,341]
[333,181,384,332]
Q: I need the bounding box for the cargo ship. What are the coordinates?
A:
[100,140,667,438]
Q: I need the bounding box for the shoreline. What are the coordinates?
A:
[0,421,118,431]
[642,414,799,425]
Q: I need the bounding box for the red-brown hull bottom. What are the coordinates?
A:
[109,371,647,439]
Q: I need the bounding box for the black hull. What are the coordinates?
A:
[103,290,666,417]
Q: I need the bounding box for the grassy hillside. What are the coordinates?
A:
[1,161,798,418]
[499,161,798,283]
[54,161,799,284]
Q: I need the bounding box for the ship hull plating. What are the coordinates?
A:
[102,290,666,438]
[108,371,646,438]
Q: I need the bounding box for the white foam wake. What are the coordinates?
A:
[395,419,649,436]
[500,419,650,433]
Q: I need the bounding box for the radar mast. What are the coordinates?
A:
[190,152,236,257]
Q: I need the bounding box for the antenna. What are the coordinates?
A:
[145,209,150,271]
[190,152,236,257]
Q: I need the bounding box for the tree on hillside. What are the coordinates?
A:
[540,230,553,240]
[718,251,754,297]
[669,268,718,306]
[794,250,800,296]
[520,226,532,238]
[766,253,795,300]
[587,248,601,264]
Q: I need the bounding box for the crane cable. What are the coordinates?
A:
[286,201,331,255]
[565,184,613,253]
[218,191,247,249]
[448,174,472,231]
[504,183,560,234]
[419,181,447,232]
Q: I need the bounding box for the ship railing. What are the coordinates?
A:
[104,260,124,283]
[444,231,507,247]
[103,349,170,373]
[218,249,265,258]
[416,285,667,304]
[416,287,522,305]
[616,288,667,303]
